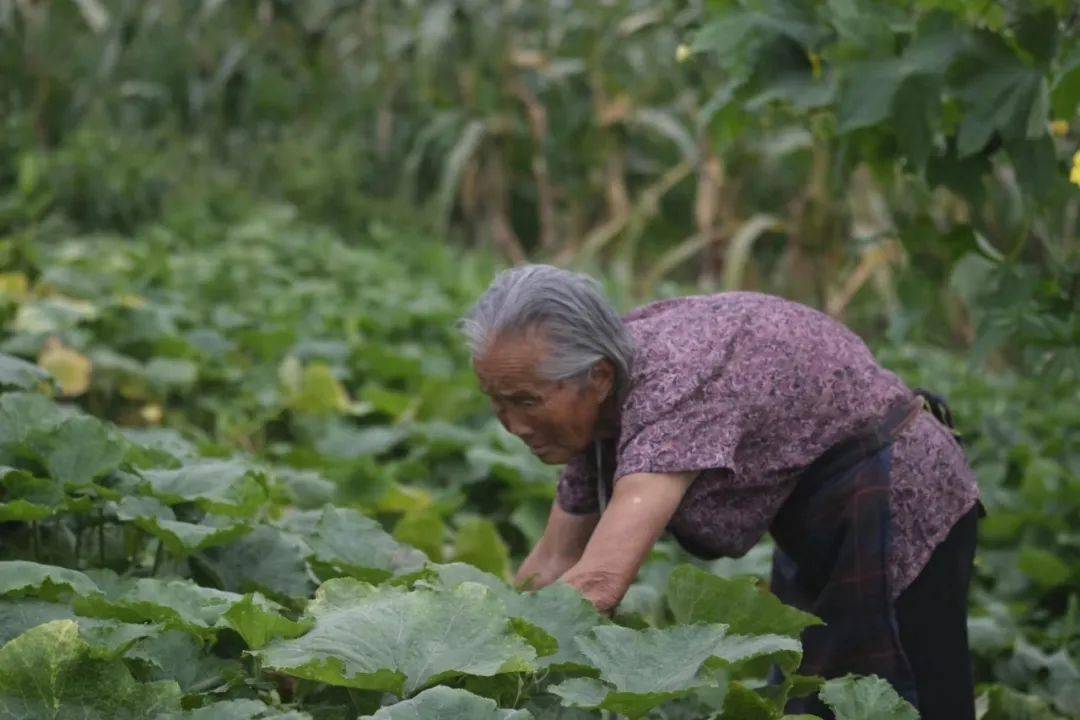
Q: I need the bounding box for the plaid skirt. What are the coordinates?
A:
[769,396,927,712]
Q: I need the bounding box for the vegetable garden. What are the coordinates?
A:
[0,1,1077,718]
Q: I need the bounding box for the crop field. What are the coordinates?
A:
[0,1,1077,719]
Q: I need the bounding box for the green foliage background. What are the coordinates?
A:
[0,0,1077,718]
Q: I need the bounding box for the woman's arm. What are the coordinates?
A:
[558,470,696,615]
[514,501,599,590]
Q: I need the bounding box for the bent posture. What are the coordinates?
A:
[461,264,982,720]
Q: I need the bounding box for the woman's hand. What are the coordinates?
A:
[513,502,599,590]
[557,470,696,615]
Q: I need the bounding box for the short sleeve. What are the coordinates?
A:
[556,453,599,514]
[613,375,742,482]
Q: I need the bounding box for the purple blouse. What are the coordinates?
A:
[557,292,980,598]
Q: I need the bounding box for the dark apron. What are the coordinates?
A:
[769,390,966,715]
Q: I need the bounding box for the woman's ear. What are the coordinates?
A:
[588,359,616,400]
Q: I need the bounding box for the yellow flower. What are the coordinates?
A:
[1050,119,1070,137]
[676,44,691,63]
[1071,150,1080,187]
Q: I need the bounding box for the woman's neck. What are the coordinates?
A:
[594,391,622,441]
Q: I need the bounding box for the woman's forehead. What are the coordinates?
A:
[473,332,550,390]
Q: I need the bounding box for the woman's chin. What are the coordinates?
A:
[532,445,572,464]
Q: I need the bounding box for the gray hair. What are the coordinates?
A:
[458,264,635,399]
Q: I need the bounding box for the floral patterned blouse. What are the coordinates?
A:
[556,292,980,598]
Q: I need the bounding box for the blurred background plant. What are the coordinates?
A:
[0,0,1077,716]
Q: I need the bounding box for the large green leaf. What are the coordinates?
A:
[0,599,158,655]
[361,687,533,719]
[451,516,511,579]
[0,561,100,600]
[836,21,962,133]
[219,592,311,649]
[257,579,536,696]
[74,573,244,635]
[717,681,779,720]
[115,496,252,556]
[202,524,316,600]
[28,415,128,486]
[666,565,821,638]
[553,622,803,718]
[818,675,919,720]
[393,506,446,562]
[550,624,730,718]
[0,393,67,453]
[0,355,52,392]
[955,42,1049,157]
[139,459,268,517]
[0,467,63,522]
[162,699,313,719]
[425,564,607,670]
[298,506,428,582]
[0,619,181,718]
[980,684,1066,720]
[124,629,241,693]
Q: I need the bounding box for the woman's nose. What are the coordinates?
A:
[498,409,533,440]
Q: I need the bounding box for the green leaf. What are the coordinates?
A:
[394,506,446,563]
[1006,136,1059,199]
[139,459,268,517]
[1018,546,1072,589]
[0,619,182,718]
[837,59,904,132]
[256,579,536,696]
[426,563,607,670]
[666,565,821,638]
[162,699,314,719]
[0,561,100,600]
[275,467,336,510]
[287,361,350,414]
[451,516,510,579]
[0,466,63,522]
[301,505,428,582]
[0,599,72,645]
[956,49,1048,157]
[361,687,533,719]
[718,681,780,720]
[202,524,316,600]
[219,593,312,650]
[1051,45,1080,117]
[0,598,158,655]
[818,674,919,720]
[837,22,962,134]
[74,573,245,636]
[547,677,611,710]
[144,357,198,393]
[0,393,67,453]
[893,74,942,170]
[552,624,731,718]
[28,415,127,486]
[125,629,241,694]
[0,354,52,392]
[980,684,1066,720]
[507,583,606,670]
[115,495,252,556]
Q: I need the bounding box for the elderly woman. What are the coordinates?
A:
[462,264,983,719]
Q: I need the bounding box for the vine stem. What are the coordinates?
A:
[98,510,106,566]
[151,539,164,576]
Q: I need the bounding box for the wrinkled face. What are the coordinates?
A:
[472,328,613,465]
